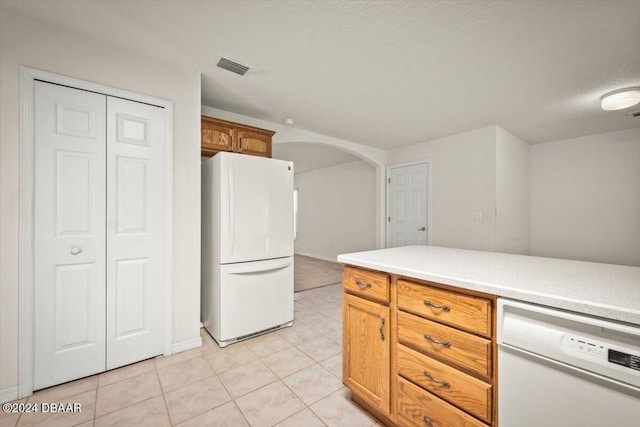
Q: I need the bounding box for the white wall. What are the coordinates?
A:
[0,11,201,394]
[387,126,498,252]
[496,128,531,254]
[294,161,377,261]
[531,128,640,266]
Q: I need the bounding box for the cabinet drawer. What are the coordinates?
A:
[397,344,492,423]
[397,311,491,377]
[343,266,389,303]
[398,280,492,336]
[397,376,488,427]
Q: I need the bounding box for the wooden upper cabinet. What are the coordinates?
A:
[236,129,273,158]
[201,118,234,154]
[201,115,274,158]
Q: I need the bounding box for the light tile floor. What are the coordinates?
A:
[1,284,382,427]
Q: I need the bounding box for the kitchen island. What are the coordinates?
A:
[338,245,639,325]
[337,245,640,426]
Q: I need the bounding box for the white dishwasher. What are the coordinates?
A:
[497,298,640,427]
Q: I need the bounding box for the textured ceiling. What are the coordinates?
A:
[272,143,361,174]
[4,0,640,149]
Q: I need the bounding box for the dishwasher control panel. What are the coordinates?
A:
[565,335,607,357]
[563,334,640,372]
[609,349,640,371]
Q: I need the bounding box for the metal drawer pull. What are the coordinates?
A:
[355,279,372,290]
[423,334,451,347]
[423,300,451,312]
[423,415,433,426]
[380,318,385,341]
[423,370,451,387]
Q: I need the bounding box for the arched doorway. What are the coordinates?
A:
[273,142,382,292]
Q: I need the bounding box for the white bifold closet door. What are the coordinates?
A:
[105,96,164,370]
[34,81,165,390]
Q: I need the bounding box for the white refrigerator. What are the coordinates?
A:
[201,152,294,347]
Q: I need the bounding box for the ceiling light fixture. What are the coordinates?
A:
[600,87,640,111]
[284,118,295,125]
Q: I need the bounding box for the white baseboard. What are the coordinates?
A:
[294,252,340,263]
[171,336,202,354]
[1,386,19,404]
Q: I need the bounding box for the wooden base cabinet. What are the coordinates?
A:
[343,293,390,414]
[342,265,498,427]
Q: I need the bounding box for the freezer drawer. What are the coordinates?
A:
[207,257,294,346]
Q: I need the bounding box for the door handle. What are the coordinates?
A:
[418,226,426,231]
[423,370,451,387]
[355,279,372,290]
[424,300,451,312]
[226,259,292,274]
[70,247,82,255]
[424,334,451,347]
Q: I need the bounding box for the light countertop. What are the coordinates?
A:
[337,246,640,325]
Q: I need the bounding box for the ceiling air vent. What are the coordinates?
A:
[631,111,640,118]
[217,57,249,76]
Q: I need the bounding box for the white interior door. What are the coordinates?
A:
[387,162,429,248]
[33,81,166,388]
[106,97,165,369]
[34,81,107,389]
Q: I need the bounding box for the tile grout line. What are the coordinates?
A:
[276,404,328,427]
[192,337,253,427]
[91,371,162,421]
[92,378,98,427]
[231,400,252,427]
[153,355,174,426]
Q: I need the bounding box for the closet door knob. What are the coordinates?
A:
[70,247,83,255]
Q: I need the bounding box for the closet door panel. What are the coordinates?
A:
[106,97,165,369]
[33,81,107,390]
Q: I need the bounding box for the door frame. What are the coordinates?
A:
[18,67,174,398]
[385,160,432,248]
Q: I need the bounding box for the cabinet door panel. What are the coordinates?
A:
[237,129,271,157]
[201,118,234,154]
[343,293,390,414]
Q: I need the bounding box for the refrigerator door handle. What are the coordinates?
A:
[226,258,293,275]
[228,165,234,254]
[293,188,298,241]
